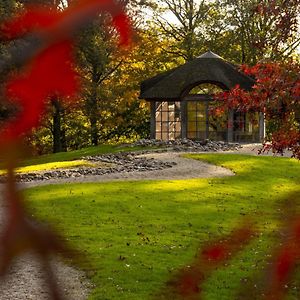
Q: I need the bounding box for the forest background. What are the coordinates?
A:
[0,0,299,155]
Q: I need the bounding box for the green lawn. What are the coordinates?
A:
[24,154,300,299]
[0,159,100,175]
[0,144,154,173]
[23,144,154,166]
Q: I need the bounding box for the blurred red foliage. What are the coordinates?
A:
[0,1,131,299]
[160,221,256,299]
[0,0,131,144]
[2,2,300,299]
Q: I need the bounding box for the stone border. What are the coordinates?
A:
[0,140,241,183]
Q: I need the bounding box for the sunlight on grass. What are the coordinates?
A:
[25,154,300,299]
[18,144,154,168]
[0,160,98,175]
[131,178,211,193]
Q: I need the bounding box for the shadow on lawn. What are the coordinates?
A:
[157,191,300,300]
[24,154,300,299]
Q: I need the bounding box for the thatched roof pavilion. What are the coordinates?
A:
[140,51,263,142]
[140,51,255,100]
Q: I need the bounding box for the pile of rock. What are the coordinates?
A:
[131,139,241,152]
[2,153,176,183]
[0,139,242,183]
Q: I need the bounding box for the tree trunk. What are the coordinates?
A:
[52,98,64,153]
[90,111,98,146]
[88,84,99,146]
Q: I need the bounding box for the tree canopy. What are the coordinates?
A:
[0,0,299,154]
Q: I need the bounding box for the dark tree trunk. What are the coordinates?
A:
[90,112,98,146]
[52,98,66,153]
[88,83,99,146]
[61,128,67,151]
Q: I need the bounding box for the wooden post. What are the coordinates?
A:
[181,100,187,139]
[205,101,209,140]
[150,101,156,139]
[259,112,265,142]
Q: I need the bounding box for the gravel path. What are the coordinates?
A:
[0,144,292,299]
[21,151,234,188]
[0,252,92,300]
[0,191,92,300]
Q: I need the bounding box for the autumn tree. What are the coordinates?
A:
[216,61,300,157]
[75,2,179,145]
[98,29,177,141]
[76,3,134,145]
[143,0,300,64]
[0,0,72,153]
[0,0,21,122]
[49,0,72,153]
[218,0,300,63]
[27,98,90,155]
[142,0,213,61]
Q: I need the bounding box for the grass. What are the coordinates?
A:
[24,154,300,299]
[0,144,154,173]
[0,160,99,175]
[20,144,153,168]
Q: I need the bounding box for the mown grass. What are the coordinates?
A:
[0,144,153,173]
[19,144,153,168]
[24,154,300,299]
[0,159,99,175]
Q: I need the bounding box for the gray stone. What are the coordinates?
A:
[0,139,241,183]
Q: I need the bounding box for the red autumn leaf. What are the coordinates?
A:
[0,1,131,143]
[215,61,300,158]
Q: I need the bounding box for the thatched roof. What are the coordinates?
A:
[140,51,255,100]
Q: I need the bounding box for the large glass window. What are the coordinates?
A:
[186,83,227,141]
[187,101,207,140]
[154,99,260,142]
[187,100,228,141]
[155,101,181,140]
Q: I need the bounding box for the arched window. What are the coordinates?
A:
[188,83,224,96]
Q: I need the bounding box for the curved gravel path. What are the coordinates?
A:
[0,144,291,299]
[22,151,234,188]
